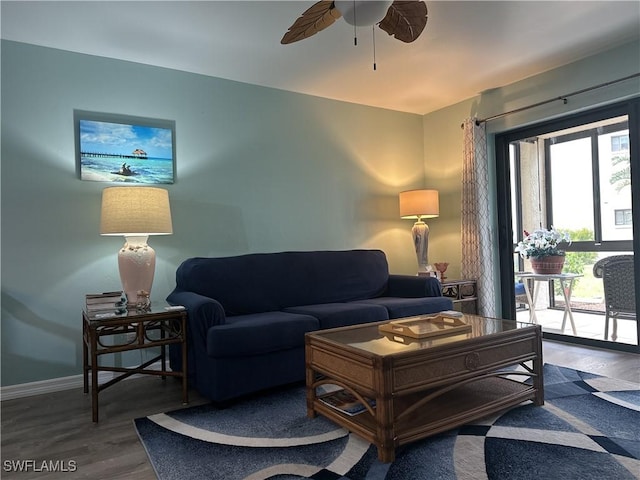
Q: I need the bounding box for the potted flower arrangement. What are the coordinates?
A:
[515,227,571,274]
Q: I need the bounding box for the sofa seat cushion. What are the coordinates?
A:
[283,303,389,330]
[352,296,453,319]
[207,312,319,358]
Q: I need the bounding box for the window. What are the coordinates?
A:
[509,118,632,245]
[615,209,633,226]
[611,134,629,152]
[495,99,639,351]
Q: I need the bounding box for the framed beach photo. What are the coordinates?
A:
[75,110,176,184]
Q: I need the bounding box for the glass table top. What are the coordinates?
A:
[309,314,536,356]
[84,302,184,321]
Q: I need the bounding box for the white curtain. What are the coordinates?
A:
[462,118,497,317]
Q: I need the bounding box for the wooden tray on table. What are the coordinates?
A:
[378,314,471,340]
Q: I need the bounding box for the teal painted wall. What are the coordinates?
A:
[2,38,638,387]
[423,39,640,314]
[1,41,426,386]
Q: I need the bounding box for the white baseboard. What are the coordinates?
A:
[0,361,164,402]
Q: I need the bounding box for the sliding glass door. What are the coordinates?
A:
[495,99,639,352]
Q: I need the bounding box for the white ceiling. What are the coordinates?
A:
[2,1,639,115]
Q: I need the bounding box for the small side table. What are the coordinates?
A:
[441,279,478,314]
[515,272,582,335]
[82,304,188,422]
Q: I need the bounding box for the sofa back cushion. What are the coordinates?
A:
[174,250,389,315]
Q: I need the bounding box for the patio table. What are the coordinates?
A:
[515,272,583,335]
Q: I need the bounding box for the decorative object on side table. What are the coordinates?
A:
[100,186,173,306]
[434,262,449,280]
[85,291,126,317]
[135,290,151,311]
[399,189,439,276]
[515,227,571,274]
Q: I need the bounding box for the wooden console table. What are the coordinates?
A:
[82,305,188,422]
[441,279,478,314]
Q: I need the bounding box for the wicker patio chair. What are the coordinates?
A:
[593,255,636,341]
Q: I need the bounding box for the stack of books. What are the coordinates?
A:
[85,291,126,317]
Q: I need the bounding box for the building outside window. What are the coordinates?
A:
[614,208,633,226]
[611,134,629,152]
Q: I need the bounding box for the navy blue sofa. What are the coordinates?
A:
[166,249,452,402]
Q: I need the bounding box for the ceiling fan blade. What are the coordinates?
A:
[378,0,428,43]
[281,1,342,44]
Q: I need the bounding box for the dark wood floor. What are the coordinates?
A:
[1,341,638,480]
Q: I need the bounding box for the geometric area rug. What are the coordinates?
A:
[134,364,640,480]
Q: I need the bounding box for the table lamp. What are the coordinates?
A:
[100,186,173,306]
[399,189,439,275]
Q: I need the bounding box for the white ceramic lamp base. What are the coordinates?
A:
[118,235,155,306]
[411,220,431,275]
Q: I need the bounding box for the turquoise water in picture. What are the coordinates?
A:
[81,155,174,184]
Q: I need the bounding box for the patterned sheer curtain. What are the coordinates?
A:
[462,118,497,317]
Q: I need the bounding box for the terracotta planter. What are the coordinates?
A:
[530,255,565,275]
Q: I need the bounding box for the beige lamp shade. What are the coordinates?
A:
[100,187,173,236]
[399,189,439,219]
[100,186,172,306]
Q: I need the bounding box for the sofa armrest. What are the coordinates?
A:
[166,290,227,391]
[387,274,443,297]
[166,290,227,335]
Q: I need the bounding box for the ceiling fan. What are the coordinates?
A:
[281,1,428,45]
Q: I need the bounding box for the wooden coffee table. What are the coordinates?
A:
[305,314,543,462]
